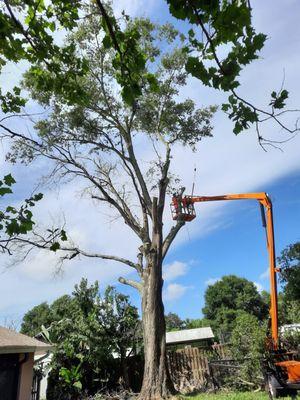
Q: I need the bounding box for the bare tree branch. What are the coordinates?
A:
[2,235,141,272]
[118,276,143,292]
[63,247,140,271]
[162,220,185,261]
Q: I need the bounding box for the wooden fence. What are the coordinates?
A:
[167,347,209,391]
[212,343,230,359]
[167,344,229,392]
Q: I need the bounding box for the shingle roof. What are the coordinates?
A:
[166,327,214,345]
[0,326,53,355]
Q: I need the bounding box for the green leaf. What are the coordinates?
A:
[3,174,16,186]
[221,103,230,112]
[49,21,56,32]
[60,229,67,241]
[73,381,82,390]
[102,35,112,49]
[50,242,60,252]
[0,187,12,196]
[6,206,16,213]
[186,57,211,86]
[121,86,135,106]
[271,91,277,99]
[188,29,195,38]
[33,193,43,202]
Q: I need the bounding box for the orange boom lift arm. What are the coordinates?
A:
[171,191,279,349]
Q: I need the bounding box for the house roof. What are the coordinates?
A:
[280,324,300,333]
[0,326,53,355]
[166,327,214,345]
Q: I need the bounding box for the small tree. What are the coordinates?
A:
[165,313,186,332]
[21,279,140,398]
[185,318,211,330]
[21,302,51,337]
[98,286,141,388]
[21,294,78,337]
[202,275,269,340]
[231,312,266,389]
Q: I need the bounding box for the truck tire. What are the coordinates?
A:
[268,375,281,399]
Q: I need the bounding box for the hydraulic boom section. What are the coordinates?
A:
[171,191,279,349]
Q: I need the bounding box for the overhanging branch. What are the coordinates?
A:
[65,247,140,271]
[2,236,141,272]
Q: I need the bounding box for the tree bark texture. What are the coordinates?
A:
[138,255,176,400]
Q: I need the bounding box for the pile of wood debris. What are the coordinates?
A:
[85,389,138,400]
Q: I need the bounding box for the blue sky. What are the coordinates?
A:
[0,0,300,327]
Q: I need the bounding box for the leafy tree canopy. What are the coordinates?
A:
[259,289,300,326]
[21,278,140,397]
[0,1,298,145]
[21,301,51,337]
[278,242,300,301]
[185,317,212,330]
[202,275,269,338]
[165,312,186,331]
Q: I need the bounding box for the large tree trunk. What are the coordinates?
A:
[138,255,176,400]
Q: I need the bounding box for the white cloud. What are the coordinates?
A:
[259,269,269,280]
[254,282,264,293]
[163,261,189,282]
[113,0,156,18]
[163,283,190,302]
[205,278,220,286]
[0,181,139,318]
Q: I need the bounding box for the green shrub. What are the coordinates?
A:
[230,312,266,389]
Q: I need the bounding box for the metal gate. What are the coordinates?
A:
[31,369,43,400]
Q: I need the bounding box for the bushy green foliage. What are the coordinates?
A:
[185,318,212,330]
[165,0,295,137]
[281,327,300,353]
[0,0,82,113]
[230,313,266,389]
[278,242,300,302]
[1,0,295,138]
[21,279,140,399]
[202,275,269,340]
[165,313,186,331]
[164,312,212,332]
[21,302,51,337]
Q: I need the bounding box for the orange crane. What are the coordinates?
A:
[171,190,300,398]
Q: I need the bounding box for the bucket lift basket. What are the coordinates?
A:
[171,196,196,222]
